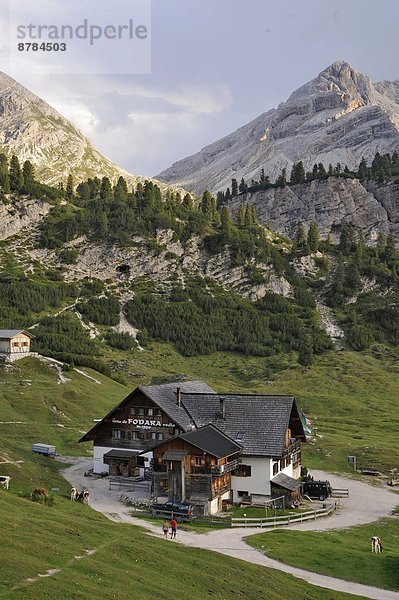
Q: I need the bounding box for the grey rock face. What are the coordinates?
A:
[226,178,397,243]
[157,61,399,194]
[0,198,50,240]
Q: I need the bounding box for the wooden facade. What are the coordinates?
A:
[84,390,183,453]
[152,433,241,515]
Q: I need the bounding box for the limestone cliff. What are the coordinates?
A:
[157,61,399,194]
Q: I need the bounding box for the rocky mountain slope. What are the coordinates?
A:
[157,61,399,193]
[226,178,399,243]
[0,71,177,191]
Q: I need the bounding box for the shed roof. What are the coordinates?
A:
[179,424,242,458]
[0,329,35,339]
[271,473,302,491]
[181,393,303,457]
[103,449,139,459]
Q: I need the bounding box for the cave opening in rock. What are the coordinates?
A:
[116,264,131,274]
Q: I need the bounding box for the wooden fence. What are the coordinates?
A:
[109,479,151,494]
[231,502,339,528]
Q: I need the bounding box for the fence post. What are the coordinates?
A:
[314,510,316,520]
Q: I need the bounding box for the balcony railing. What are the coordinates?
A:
[152,457,240,476]
[282,440,301,460]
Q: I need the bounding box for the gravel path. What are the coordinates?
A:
[61,459,399,600]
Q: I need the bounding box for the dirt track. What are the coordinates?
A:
[62,459,399,600]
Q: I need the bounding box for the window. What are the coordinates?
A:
[273,462,278,476]
[131,407,146,416]
[128,430,139,440]
[154,408,162,417]
[147,407,154,416]
[151,432,163,441]
[237,490,249,498]
[112,429,124,439]
[235,431,244,441]
[235,464,251,477]
[194,456,202,466]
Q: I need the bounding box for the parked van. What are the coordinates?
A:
[32,443,56,457]
[303,480,332,501]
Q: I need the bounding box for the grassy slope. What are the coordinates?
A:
[0,358,360,599]
[0,493,362,600]
[247,518,399,592]
[0,357,127,491]
[105,342,399,474]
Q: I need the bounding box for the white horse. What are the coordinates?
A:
[371,536,383,553]
[0,476,10,490]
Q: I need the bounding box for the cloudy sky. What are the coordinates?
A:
[2,0,399,177]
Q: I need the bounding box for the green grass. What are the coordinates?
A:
[0,490,362,599]
[0,357,127,491]
[247,517,399,592]
[0,348,395,598]
[104,342,399,474]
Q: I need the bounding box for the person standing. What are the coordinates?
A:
[170,517,177,539]
[162,520,169,539]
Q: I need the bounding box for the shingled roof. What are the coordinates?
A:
[179,424,242,458]
[180,393,304,457]
[139,380,215,430]
[79,380,215,442]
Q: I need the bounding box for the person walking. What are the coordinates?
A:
[162,520,169,540]
[170,517,177,539]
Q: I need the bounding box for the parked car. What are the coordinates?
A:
[303,480,332,501]
[151,500,193,521]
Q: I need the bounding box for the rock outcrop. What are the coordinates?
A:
[157,61,399,194]
[0,198,50,240]
[226,178,399,243]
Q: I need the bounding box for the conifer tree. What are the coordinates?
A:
[244,203,253,227]
[239,178,248,194]
[231,178,238,196]
[100,176,112,200]
[220,205,233,235]
[293,222,307,253]
[9,155,24,191]
[66,174,74,200]
[236,205,245,227]
[384,233,398,264]
[182,193,194,211]
[0,154,10,193]
[22,160,35,193]
[307,222,319,252]
[276,168,287,187]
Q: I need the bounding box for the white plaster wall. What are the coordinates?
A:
[93,446,110,474]
[231,456,272,502]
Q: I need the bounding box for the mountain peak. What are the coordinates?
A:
[158,63,399,194]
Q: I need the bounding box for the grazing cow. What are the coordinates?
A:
[371,536,383,553]
[77,489,90,505]
[70,487,78,501]
[0,476,10,490]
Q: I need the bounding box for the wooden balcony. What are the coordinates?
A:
[282,440,301,460]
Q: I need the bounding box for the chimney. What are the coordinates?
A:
[220,396,225,419]
[176,386,181,407]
